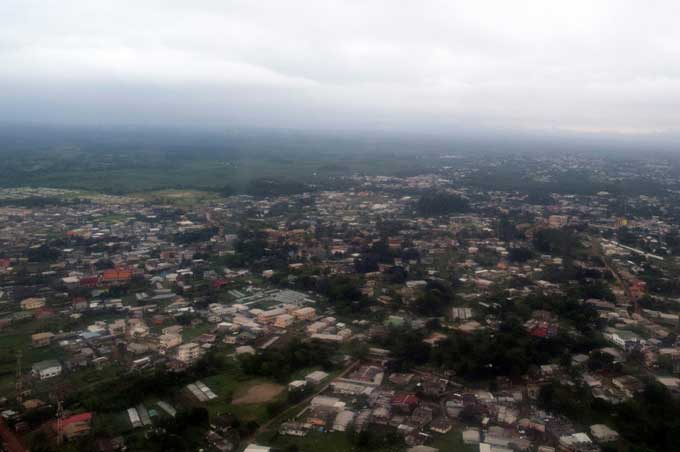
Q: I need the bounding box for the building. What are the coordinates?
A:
[612,330,643,351]
[159,333,182,350]
[310,333,345,343]
[162,325,184,335]
[559,433,597,452]
[332,410,355,432]
[274,314,294,329]
[279,421,309,437]
[60,412,93,439]
[305,370,329,385]
[31,332,54,347]
[32,360,62,380]
[257,308,287,324]
[20,297,46,310]
[391,393,419,413]
[451,307,473,320]
[236,345,256,356]
[288,380,307,391]
[244,445,271,452]
[589,424,619,443]
[462,429,481,444]
[176,342,201,363]
[310,396,345,411]
[548,215,569,228]
[101,267,133,284]
[293,307,316,320]
[108,319,126,336]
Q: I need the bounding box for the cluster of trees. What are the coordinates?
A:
[430,320,578,380]
[239,339,335,382]
[347,426,404,451]
[507,247,533,263]
[497,216,525,241]
[174,226,218,245]
[72,350,232,412]
[315,275,376,316]
[539,381,680,452]
[246,178,310,197]
[416,191,470,216]
[26,244,61,262]
[639,265,680,297]
[0,196,91,208]
[532,227,583,257]
[513,293,605,335]
[410,280,455,317]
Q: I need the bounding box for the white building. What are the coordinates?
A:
[32,360,62,380]
[305,370,329,385]
[590,424,619,443]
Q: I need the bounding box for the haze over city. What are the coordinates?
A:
[2,1,680,139]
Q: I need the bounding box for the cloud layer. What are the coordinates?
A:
[2,1,679,134]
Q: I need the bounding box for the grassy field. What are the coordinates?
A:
[201,370,285,423]
[429,429,478,452]
[181,322,213,342]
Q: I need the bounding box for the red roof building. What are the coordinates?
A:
[79,276,99,288]
[391,393,419,410]
[212,279,229,289]
[55,412,93,440]
[102,268,133,283]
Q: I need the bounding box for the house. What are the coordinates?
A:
[257,308,287,324]
[162,325,184,335]
[108,319,126,336]
[293,307,316,320]
[611,330,643,351]
[391,393,419,413]
[430,417,452,434]
[72,297,89,311]
[310,333,345,343]
[59,412,93,439]
[21,297,46,310]
[462,428,481,444]
[176,342,201,363]
[305,370,329,385]
[288,380,307,391]
[451,307,473,320]
[279,421,309,437]
[32,360,62,380]
[332,410,355,432]
[558,433,597,452]
[159,333,182,350]
[589,424,619,443]
[236,346,256,356]
[274,314,294,329]
[310,396,345,411]
[243,445,271,452]
[101,267,133,284]
[31,332,54,348]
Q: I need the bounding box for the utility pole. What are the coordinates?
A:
[55,399,64,445]
[14,351,22,406]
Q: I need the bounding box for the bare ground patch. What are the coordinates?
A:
[232,383,284,405]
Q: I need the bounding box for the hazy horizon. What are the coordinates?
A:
[2,1,680,141]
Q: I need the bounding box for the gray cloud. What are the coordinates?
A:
[1,0,680,135]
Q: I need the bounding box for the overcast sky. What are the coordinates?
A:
[1,1,679,136]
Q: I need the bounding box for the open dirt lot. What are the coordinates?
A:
[232,383,284,405]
